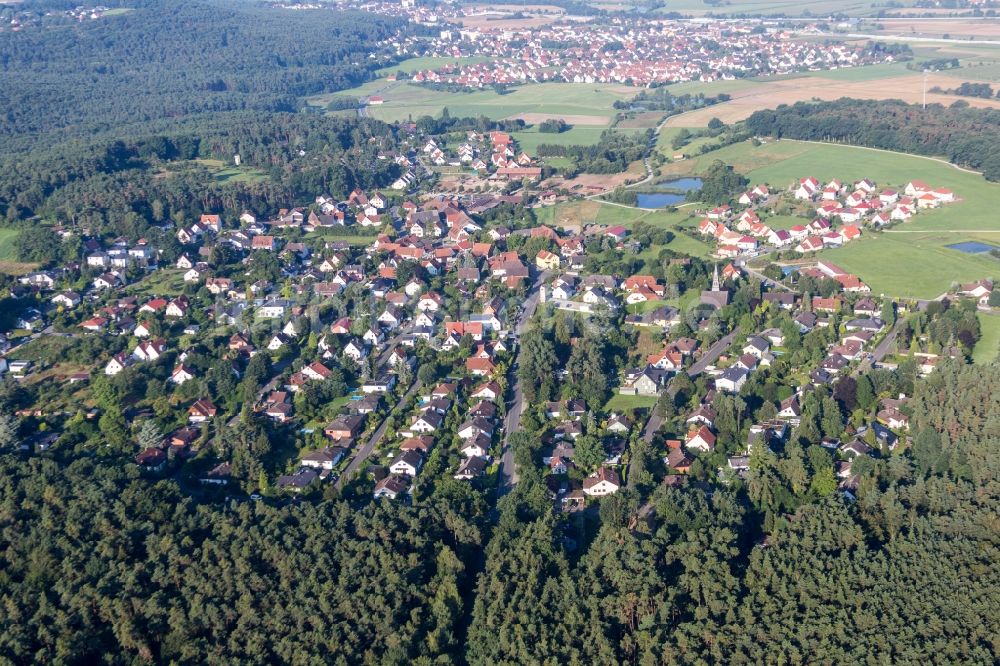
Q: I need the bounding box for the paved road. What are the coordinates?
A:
[686,328,739,378]
[335,378,421,490]
[741,264,794,293]
[852,319,905,378]
[496,270,549,497]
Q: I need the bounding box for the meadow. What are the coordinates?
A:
[311,81,638,127]
[0,228,19,261]
[974,312,1000,365]
[513,126,641,155]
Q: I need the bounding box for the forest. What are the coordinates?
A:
[0,112,404,235]
[0,0,411,156]
[2,305,997,663]
[745,98,1000,181]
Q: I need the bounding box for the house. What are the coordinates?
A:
[300,447,346,470]
[133,338,167,362]
[743,335,770,359]
[390,450,423,477]
[715,366,748,393]
[582,467,621,496]
[276,468,319,492]
[104,353,131,376]
[619,366,669,396]
[170,364,195,385]
[51,291,81,308]
[188,398,218,423]
[135,448,167,472]
[460,433,492,458]
[877,407,909,431]
[535,250,561,270]
[454,456,488,480]
[400,436,434,454]
[374,475,409,499]
[324,414,366,441]
[686,425,717,452]
[457,417,494,441]
[410,410,443,434]
[165,297,190,318]
[666,448,693,474]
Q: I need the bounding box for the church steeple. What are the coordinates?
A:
[712,263,720,292]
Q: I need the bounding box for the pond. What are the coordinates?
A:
[653,177,703,192]
[946,241,998,254]
[637,192,687,208]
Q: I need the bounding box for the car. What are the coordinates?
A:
[250,493,262,501]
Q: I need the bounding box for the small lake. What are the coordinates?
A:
[637,192,687,208]
[653,177,703,192]
[947,241,998,254]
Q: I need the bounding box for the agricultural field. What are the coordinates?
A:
[654,139,1000,298]
[660,69,1000,128]
[310,81,638,126]
[650,0,913,16]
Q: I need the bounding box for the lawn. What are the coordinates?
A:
[130,269,188,297]
[0,228,19,261]
[657,139,1000,297]
[604,393,657,412]
[311,81,638,124]
[974,312,1000,365]
[193,159,268,184]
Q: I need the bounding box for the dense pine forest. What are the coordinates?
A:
[745,98,1000,181]
[0,0,409,155]
[1,361,997,663]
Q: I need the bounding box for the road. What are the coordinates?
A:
[741,263,794,293]
[496,269,549,497]
[851,319,905,378]
[334,378,421,490]
[686,328,739,378]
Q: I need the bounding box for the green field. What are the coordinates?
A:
[604,393,657,412]
[974,312,1000,365]
[311,81,638,124]
[658,139,1000,297]
[192,159,268,184]
[0,228,19,261]
[514,126,638,154]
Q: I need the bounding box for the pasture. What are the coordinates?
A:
[312,81,638,126]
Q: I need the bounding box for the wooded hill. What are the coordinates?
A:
[0,0,408,156]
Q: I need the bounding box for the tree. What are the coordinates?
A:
[136,420,162,450]
[574,435,605,472]
[0,412,18,449]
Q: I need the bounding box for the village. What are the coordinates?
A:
[1,152,992,507]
